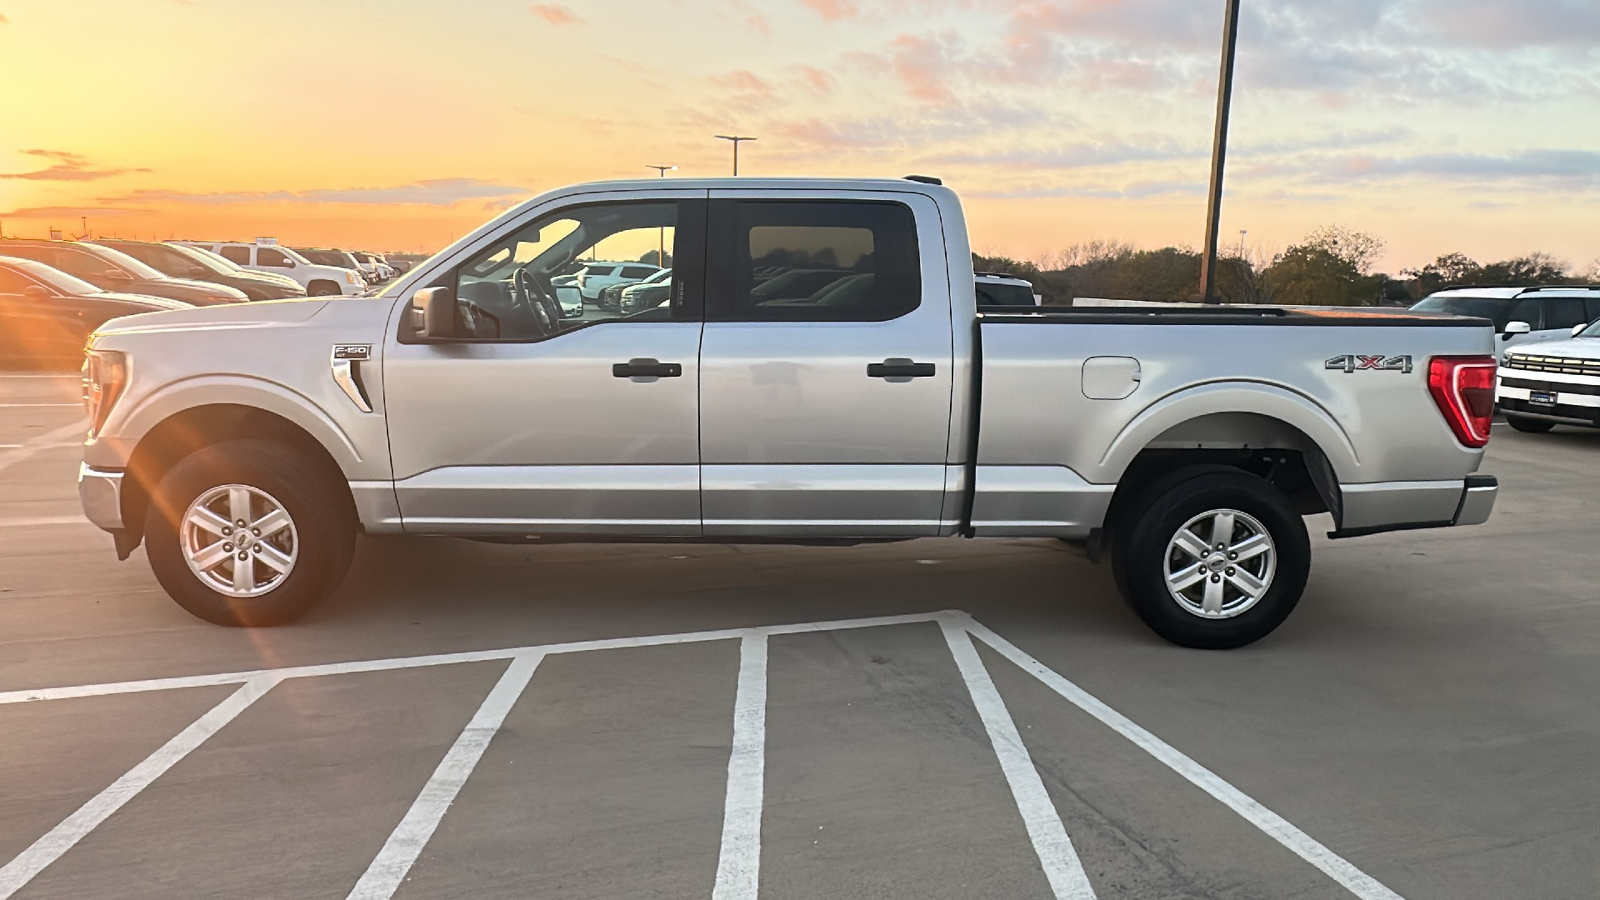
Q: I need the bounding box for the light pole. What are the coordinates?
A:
[1238,229,1248,259]
[714,135,756,175]
[1199,0,1242,304]
[646,165,676,266]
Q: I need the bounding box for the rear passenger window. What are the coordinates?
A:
[620,266,655,279]
[584,265,618,277]
[219,246,251,265]
[256,248,291,268]
[712,200,920,321]
[1543,298,1588,331]
[1586,299,1600,323]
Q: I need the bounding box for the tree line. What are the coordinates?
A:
[976,229,1600,307]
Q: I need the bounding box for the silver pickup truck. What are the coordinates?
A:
[77,177,1500,648]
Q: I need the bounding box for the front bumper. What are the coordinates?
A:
[78,463,124,531]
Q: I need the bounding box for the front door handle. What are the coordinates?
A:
[868,358,936,379]
[613,358,682,379]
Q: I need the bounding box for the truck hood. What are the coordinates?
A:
[95,297,331,337]
[1510,337,1600,361]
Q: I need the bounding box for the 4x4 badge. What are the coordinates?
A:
[1326,354,1412,374]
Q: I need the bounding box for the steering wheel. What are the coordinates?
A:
[512,267,563,338]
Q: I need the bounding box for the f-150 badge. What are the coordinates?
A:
[1326,354,1412,374]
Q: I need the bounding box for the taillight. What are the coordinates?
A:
[1427,355,1496,448]
[82,349,129,437]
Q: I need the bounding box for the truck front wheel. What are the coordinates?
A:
[144,440,356,627]
[1113,469,1310,649]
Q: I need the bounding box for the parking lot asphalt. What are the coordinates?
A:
[3,370,1599,900]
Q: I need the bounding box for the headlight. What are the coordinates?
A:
[83,349,129,437]
[345,271,360,285]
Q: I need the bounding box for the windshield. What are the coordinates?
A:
[181,244,246,272]
[164,243,235,275]
[5,257,106,295]
[1411,295,1511,330]
[82,244,168,281]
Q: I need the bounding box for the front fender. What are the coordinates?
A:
[1096,380,1362,483]
[87,374,365,475]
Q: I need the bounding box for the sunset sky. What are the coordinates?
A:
[2,0,1598,272]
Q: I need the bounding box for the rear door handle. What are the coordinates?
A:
[613,358,682,379]
[868,358,936,379]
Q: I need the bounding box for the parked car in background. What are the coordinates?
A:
[294,248,368,283]
[975,272,1043,307]
[355,252,394,281]
[551,274,583,318]
[0,239,249,306]
[1496,317,1600,433]
[93,240,308,302]
[0,256,191,368]
[176,241,364,296]
[600,267,672,312]
[576,261,662,305]
[618,268,673,313]
[182,245,305,295]
[1411,287,1600,352]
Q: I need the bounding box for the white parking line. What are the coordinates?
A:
[346,654,543,900]
[0,675,280,899]
[0,516,90,529]
[0,421,85,476]
[964,618,1406,900]
[943,620,1096,900]
[0,611,1408,900]
[711,633,769,900]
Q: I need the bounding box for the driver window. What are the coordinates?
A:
[453,201,682,341]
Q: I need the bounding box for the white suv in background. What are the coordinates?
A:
[975,271,1042,307]
[1412,287,1600,352]
[176,240,365,296]
[574,261,663,302]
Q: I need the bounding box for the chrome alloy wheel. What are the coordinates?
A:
[180,484,299,598]
[1164,508,1276,620]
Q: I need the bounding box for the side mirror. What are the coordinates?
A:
[1575,324,1589,338]
[409,286,458,341]
[187,266,208,277]
[102,269,133,282]
[22,285,50,301]
[1502,321,1532,340]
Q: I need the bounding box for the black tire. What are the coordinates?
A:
[144,440,356,627]
[307,280,340,297]
[1112,468,1310,649]
[1504,413,1554,434]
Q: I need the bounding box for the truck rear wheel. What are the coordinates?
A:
[144,440,356,627]
[1112,469,1310,649]
[1503,413,1554,434]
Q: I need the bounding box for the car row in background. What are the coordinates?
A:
[93,240,307,301]
[175,240,367,296]
[1497,317,1600,434]
[0,238,249,306]
[0,255,193,368]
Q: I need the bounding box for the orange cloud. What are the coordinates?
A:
[1,150,149,182]
[529,3,581,26]
[802,0,858,21]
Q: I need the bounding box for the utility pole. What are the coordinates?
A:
[646,165,676,266]
[714,135,756,176]
[1238,229,1248,259]
[1199,0,1242,304]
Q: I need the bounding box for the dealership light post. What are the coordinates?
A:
[714,135,756,175]
[1199,0,1242,305]
[647,165,676,266]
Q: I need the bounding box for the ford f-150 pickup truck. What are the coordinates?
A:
[76,177,1500,648]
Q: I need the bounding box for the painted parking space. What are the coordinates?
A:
[0,612,1406,900]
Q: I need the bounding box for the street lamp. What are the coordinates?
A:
[714,135,756,176]
[1199,0,1242,304]
[646,165,677,266]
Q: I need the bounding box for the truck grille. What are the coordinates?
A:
[1503,354,1600,377]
